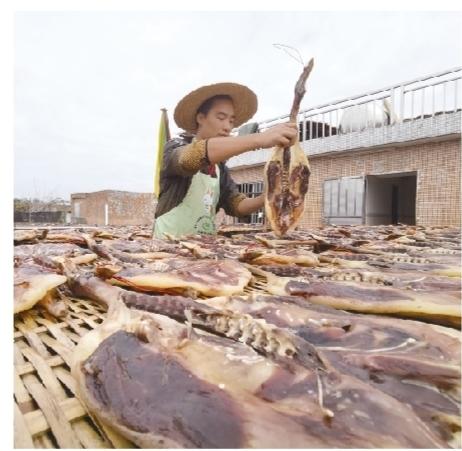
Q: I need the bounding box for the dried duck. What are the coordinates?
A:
[14,260,67,317]
[264,59,313,236]
[96,257,253,297]
[249,266,461,327]
[71,300,450,448]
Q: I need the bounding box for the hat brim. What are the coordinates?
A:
[174,82,258,133]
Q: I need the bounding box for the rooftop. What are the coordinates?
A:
[229,67,462,168]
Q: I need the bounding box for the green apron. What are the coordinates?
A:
[154,166,220,239]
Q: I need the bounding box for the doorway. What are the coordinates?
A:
[365,172,417,225]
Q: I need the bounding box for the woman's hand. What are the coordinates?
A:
[257,122,298,148]
[206,122,298,164]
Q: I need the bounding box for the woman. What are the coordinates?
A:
[154,82,297,238]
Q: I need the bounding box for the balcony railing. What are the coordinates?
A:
[229,67,461,167]
[255,67,461,139]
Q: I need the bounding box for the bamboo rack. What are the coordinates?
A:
[13,277,272,448]
[13,297,130,449]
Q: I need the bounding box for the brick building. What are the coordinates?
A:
[225,67,461,228]
[70,190,156,226]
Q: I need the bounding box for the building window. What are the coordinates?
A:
[73,202,80,218]
[323,176,365,225]
[235,181,264,224]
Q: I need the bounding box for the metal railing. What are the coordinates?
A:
[254,67,462,141]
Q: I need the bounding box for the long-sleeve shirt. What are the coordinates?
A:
[154,134,247,219]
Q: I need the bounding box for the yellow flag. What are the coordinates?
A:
[154,108,171,197]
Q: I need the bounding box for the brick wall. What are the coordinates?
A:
[71,190,156,226]
[228,138,461,228]
[228,112,461,169]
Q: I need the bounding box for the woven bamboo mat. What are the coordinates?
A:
[13,296,133,449]
[13,274,271,449]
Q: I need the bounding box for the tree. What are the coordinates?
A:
[14,198,32,212]
[14,197,70,213]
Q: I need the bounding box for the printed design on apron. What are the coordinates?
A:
[202,188,214,215]
[194,187,216,233]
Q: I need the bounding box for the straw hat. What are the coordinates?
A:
[173,82,258,133]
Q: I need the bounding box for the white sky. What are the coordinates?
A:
[13,10,462,200]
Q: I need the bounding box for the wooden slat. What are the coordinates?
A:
[33,433,55,448]
[36,318,76,349]
[93,417,134,449]
[40,334,73,368]
[14,402,35,448]
[14,318,93,339]
[54,367,78,395]
[68,308,102,322]
[68,303,91,314]
[41,309,60,323]
[22,380,82,448]
[23,397,86,436]
[14,368,32,405]
[72,420,112,449]
[15,324,55,339]
[14,342,27,365]
[70,308,105,321]
[65,329,84,343]
[23,394,113,448]
[21,347,68,401]
[66,317,90,337]
[16,355,65,377]
[52,367,112,447]
[20,311,40,329]
[79,316,102,330]
[15,323,52,358]
[14,295,114,448]
[15,298,105,336]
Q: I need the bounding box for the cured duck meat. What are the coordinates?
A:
[105,238,186,258]
[389,273,462,291]
[66,272,323,371]
[320,250,431,264]
[14,260,67,317]
[179,239,246,260]
[240,248,319,266]
[343,269,462,291]
[14,229,47,244]
[14,245,97,317]
[91,229,118,240]
[249,267,461,327]
[194,294,460,447]
[71,301,449,448]
[218,224,265,236]
[90,226,152,241]
[259,265,462,294]
[65,265,460,448]
[128,229,153,239]
[160,234,245,259]
[97,257,252,297]
[254,233,318,248]
[43,232,88,246]
[259,265,393,285]
[14,243,97,265]
[320,253,461,278]
[84,235,190,264]
[285,280,460,327]
[374,261,461,278]
[259,264,310,277]
[264,59,313,237]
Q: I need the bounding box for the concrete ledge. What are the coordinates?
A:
[228,111,461,168]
